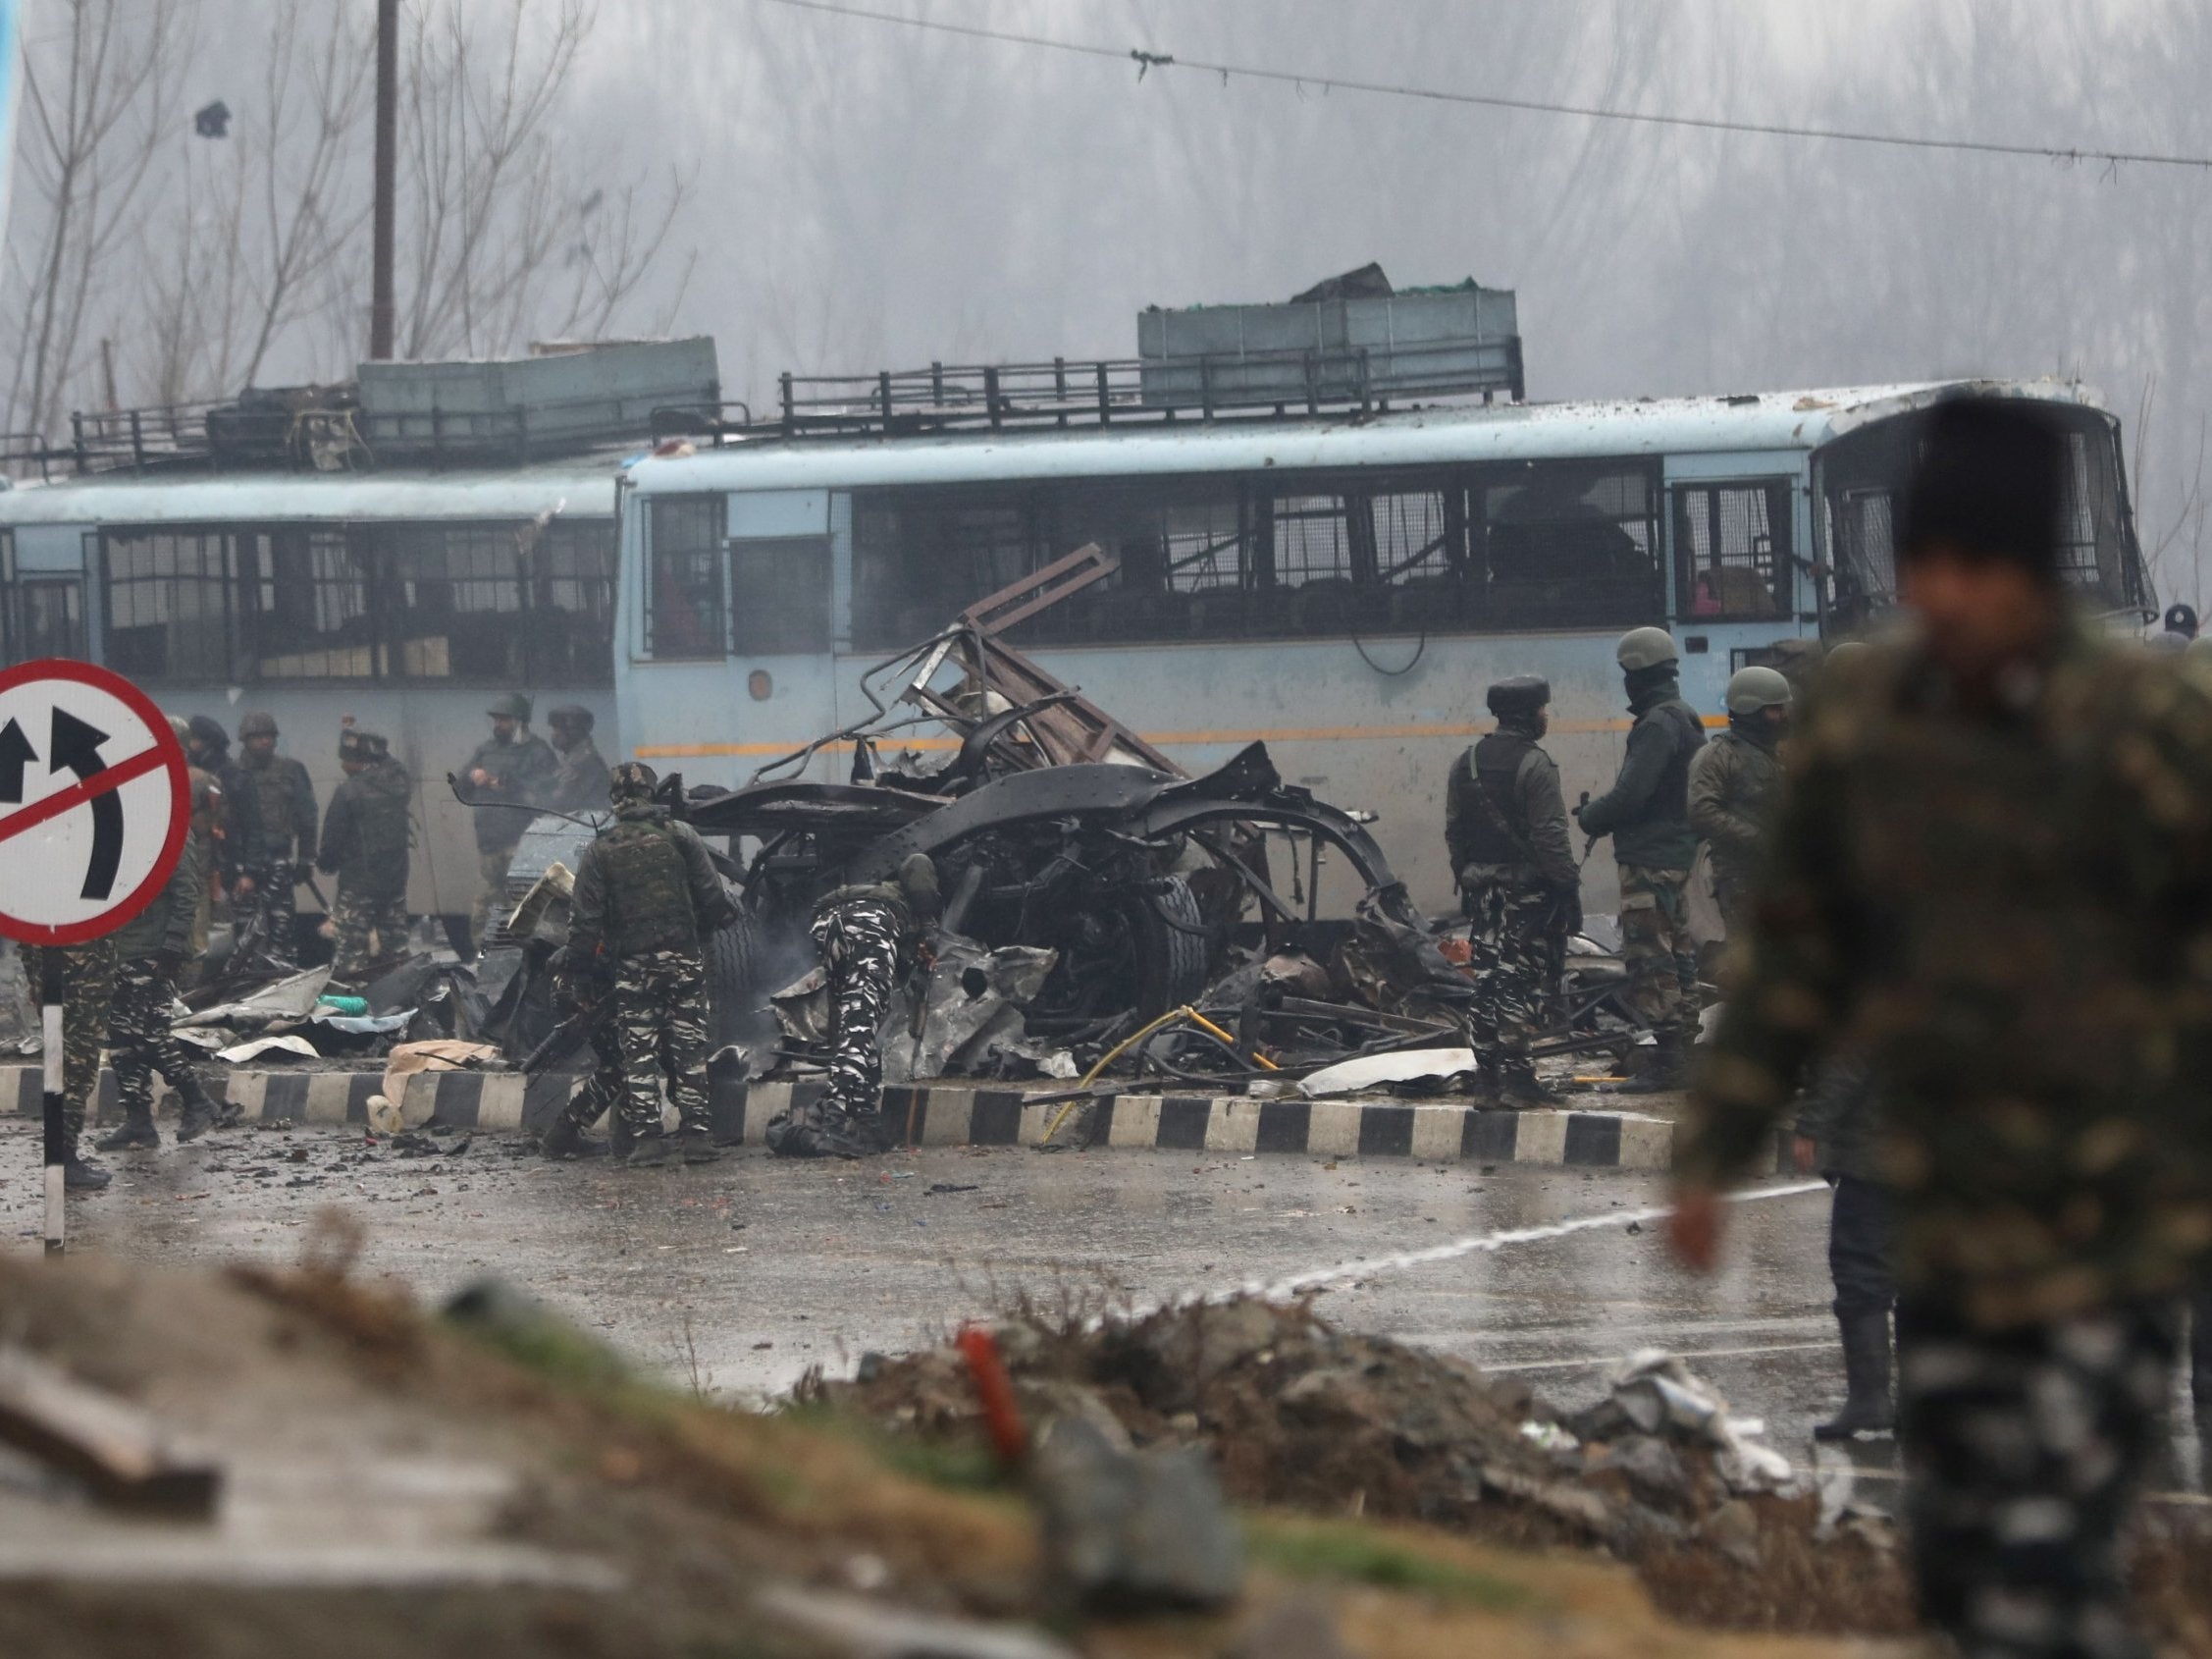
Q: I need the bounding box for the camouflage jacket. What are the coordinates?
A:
[460,730,558,853]
[570,803,734,961]
[1687,724,1784,903]
[1679,619,2212,1328]
[237,751,319,862]
[319,758,414,901]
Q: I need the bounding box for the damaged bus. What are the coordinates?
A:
[615,373,2149,916]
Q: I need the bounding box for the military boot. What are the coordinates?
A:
[541,1115,602,1160]
[1467,1058,1503,1105]
[1813,1310,1895,1440]
[62,1151,113,1192]
[1498,1062,1563,1109]
[622,1129,679,1168]
[176,1079,224,1143]
[1619,1033,1688,1095]
[676,1122,721,1164]
[97,1106,161,1151]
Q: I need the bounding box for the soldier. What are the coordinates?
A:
[1686,666,1791,942]
[184,713,257,909]
[1573,626,1707,1091]
[765,853,940,1160]
[460,692,558,950]
[1445,675,1579,1107]
[20,941,118,1190]
[566,762,735,1166]
[1790,1056,1896,1440]
[231,711,318,966]
[545,705,612,816]
[537,949,627,1160]
[317,728,413,983]
[98,769,228,1151]
[1671,396,2212,1658]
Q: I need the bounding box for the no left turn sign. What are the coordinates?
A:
[0,660,190,947]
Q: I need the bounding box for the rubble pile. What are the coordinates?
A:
[816,1296,1819,1568]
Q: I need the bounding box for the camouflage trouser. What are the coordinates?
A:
[331,889,409,980]
[110,953,202,1120]
[236,854,299,961]
[1616,864,1696,1039]
[609,946,711,1138]
[813,899,902,1118]
[553,972,625,1132]
[1462,883,1559,1067]
[469,846,515,950]
[20,940,117,1151]
[1898,1299,2176,1659]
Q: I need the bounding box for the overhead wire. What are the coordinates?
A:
[752,0,2212,175]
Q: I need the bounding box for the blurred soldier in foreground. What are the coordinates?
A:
[766,853,939,1159]
[1575,626,1707,1091]
[99,750,228,1151]
[231,711,318,966]
[1672,396,2212,1659]
[460,692,558,950]
[545,705,612,816]
[184,713,256,911]
[1447,675,1577,1106]
[318,728,412,983]
[1687,665,1791,943]
[566,763,734,1166]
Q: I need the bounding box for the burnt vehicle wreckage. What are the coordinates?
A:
[481,547,1651,1099]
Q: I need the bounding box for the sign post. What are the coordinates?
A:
[0,662,189,1255]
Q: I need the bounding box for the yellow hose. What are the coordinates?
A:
[1041,1003,1277,1145]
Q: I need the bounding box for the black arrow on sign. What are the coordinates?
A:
[49,708,121,901]
[0,720,35,804]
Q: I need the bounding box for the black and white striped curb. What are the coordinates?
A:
[1,1067,1694,1171]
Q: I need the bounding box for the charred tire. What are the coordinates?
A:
[1127,875,1211,1019]
[704,912,769,1049]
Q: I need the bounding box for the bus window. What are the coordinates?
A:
[646,494,727,659]
[101,528,245,681]
[729,537,831,655]
[1478,460,1662,629]
[251,527,380,678]
[528,518,618,681]
[6,577,86,663]
[382,523,528,681]
[1673,480,1792,620]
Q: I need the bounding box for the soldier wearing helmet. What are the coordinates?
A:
[1574,626,1708,1091]
[457,691,559,951]
[319,726,414,982]
[1688,665,1792,941]
[544,704,611,816]
[555,761,736,1166]
[231,711,318,967]
[1444,675,1578,1107]
[182,712,258,908]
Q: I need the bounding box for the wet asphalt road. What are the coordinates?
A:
[0,1115,1888,1458]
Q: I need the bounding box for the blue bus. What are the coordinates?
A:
[614,376,2148,915]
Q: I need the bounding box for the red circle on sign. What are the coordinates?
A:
[0,658,191,946]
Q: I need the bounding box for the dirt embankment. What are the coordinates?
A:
[0,1238,1896,1659]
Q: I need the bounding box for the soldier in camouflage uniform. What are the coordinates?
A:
[537,950,628,1160]
[318,728,413,981]
[545,705,612,816]
[1673,397,2212,1659]
[1445,675,1579,1107]
[231,711,318,966]
[20,940,119,1190]
[1575,627,1707,1091]
[1686,665,1791,941]
[567,762,735,1166]
[460,692,559,950]
[765,854,939,1159]
[99,791,228,1151]
[184,713,257,911]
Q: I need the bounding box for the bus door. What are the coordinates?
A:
[1662,459,1814,710]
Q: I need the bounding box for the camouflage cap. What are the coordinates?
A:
[238,711,279,739]
[608,761,658,802]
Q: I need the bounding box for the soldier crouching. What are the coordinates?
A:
[567,762,735,1167]
[765,853,938,1160]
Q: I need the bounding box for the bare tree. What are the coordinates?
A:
[3,0,187,438]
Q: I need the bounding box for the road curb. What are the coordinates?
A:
[0,1065,1696,1170]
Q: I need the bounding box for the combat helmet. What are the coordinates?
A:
[1615,627,1679,672]
[1485,675,1551,720]
[1724,666,1793,717]
[608,761,658,803]
[237,711,279,739]
[486,691,532,722]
